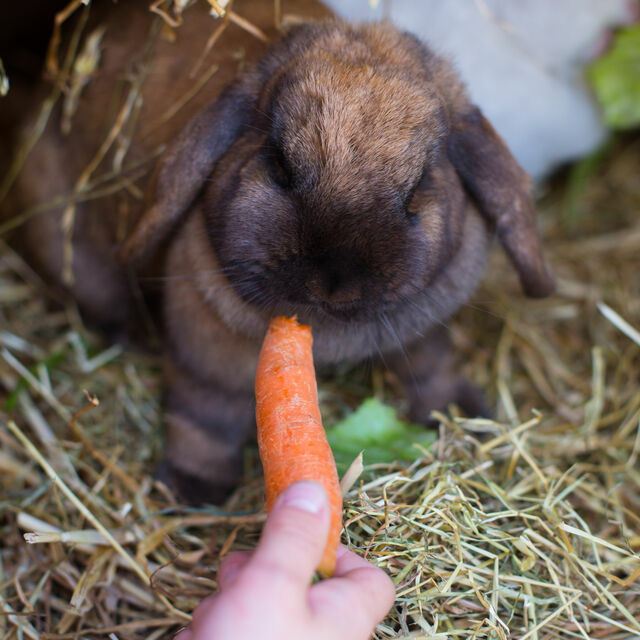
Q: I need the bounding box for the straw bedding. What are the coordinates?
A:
[1,2,639,638]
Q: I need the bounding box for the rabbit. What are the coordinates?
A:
[2,0,553,503]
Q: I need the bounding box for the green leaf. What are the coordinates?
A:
[327,398,436,469]
[4,351,66,411]
[587,25,640,130]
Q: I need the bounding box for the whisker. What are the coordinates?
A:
[243,123,272,136]
[370,320,389,370]
[459,300,505,321]
[250,104,276,126]
[405,280,505,322]
[380,311,418,389]
[139,270,230,283]
[398,287,453,335]
[138,263,238,282]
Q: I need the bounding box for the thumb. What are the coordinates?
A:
[244,481,330,592]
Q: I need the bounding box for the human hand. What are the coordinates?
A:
[175,481,395,640]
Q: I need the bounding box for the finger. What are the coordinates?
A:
[189,553,252,631]
[173,627,193,640]
[309,562,395,636]
[240,481,330,595]
[218,551,252,591]
[190,594,220,631]
[332,544,378,576]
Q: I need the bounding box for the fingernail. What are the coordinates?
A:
[278,481,326,514]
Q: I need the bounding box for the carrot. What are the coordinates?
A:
[255,315,342,577]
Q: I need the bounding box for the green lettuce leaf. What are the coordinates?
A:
[587,25,640,130]
[327,398,436,468]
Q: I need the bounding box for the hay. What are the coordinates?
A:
[2,137,640,638]
[1,1,640,638]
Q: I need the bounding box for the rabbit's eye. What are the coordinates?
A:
[406,201,420,225]
[272,156,289,185]
[265,146,292,188]
[405,168,429,224]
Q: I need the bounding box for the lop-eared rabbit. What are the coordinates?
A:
[2,0,553,503]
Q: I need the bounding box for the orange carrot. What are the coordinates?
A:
[255,315,342,577]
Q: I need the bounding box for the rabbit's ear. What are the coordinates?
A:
[119,85,253,265]
[447,106,554,297]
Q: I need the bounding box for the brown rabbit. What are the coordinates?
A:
[2,0,553,503]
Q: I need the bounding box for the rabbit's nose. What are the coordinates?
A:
[305,251,363,305]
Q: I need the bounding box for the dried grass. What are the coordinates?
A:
[1,1,639,638]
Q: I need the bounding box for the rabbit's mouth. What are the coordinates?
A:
[312,300,378,323]
[229,274,389,325]
[291,294,406,326]
[224,256,394,322]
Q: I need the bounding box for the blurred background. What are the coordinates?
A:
[2,0,639,179]
[323,0,640,180]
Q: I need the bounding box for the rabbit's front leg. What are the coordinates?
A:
[157,357,256,504]
[387,326,490,425]
[155,210,264,504]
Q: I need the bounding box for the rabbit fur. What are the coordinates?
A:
[1,0,553,503]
